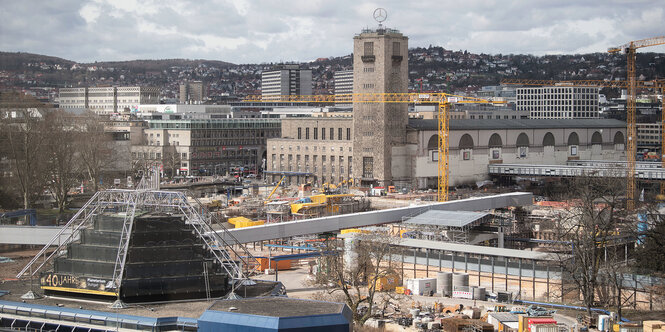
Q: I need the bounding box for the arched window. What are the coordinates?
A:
[459,134,474,160]
[542,132,555,146]
[516,132,529,158]
[568,132,580,156]
[591,131,602,145]
[488,133,502,148]
[516,133,529,147]
[459,134,474,149]
[427,135,438,150]
[568,132,580,146]
[427,135,439,161]
[613,132,625,145]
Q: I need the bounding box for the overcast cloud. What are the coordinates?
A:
[1,0,663,64]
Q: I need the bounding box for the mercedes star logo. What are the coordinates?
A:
[373,8,387,24]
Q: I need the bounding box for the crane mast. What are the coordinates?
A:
[609,36,665,209]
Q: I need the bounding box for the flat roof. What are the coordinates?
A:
[404,210,490,228]
[409,118,626,131]
[488,312,520,322]
[396,238,563,261]
[209,297,344,317]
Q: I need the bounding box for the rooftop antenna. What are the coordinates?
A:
[373,8,387,28]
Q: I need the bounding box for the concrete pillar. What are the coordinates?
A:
[451,251,455,273]
[546,265,550,302]
[505,258,509,291]
[532,260,536,301]
[438,251,442,272]
[413,248,417,278]
[426,249,430,278]
[464,253,468,273]
[498,226,504,248]
[491,256,495,292]
[401,250,404,283]
[478,255,482,287]
[518,258,522,299]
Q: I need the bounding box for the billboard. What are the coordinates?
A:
[40,272,116,296]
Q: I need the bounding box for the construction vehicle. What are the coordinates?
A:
[266,175,286,201]
[205,200,223,210]
[245,93,505,202]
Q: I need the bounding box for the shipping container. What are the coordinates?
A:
[371,273,400,291]
[256,257,291,271]
[406,278,437,296]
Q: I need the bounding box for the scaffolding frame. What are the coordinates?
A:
[17,186,257,295]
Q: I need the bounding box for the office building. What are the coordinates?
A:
[516,86,599,119]
[334,70,353,106]
[132,118,281,176]
[58,86,159,114]
[261,64,312,100]
[180,81,205,104]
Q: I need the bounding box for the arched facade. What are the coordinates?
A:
[427,135,438,150]
[413,120,627,190]
[516,132,529,158]
[614,131,625,151]
[568,132,580,156]
[459,134,474,160]
[488,133,502,160]
[542,132,555,146]
[459,134,474,149]
[614,132,624,145]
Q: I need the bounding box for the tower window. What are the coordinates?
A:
[393,42,400,56]
[364,42,374,56]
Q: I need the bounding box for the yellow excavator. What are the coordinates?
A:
[266,175,286,202]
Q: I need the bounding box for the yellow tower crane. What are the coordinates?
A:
[608,36,665,209]
[502,77,665,205]
[244,93,504,202]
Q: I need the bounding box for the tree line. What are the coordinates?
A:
[0,91,115,214]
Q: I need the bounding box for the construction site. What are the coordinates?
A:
[1,12,665,332]
[1,163,664,331]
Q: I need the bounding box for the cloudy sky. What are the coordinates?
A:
[1,0,664,64]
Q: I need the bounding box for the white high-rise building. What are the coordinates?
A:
[261,64,312,100]
[334,70,353,106]
[334,70,353,95]
[516,86,599,119]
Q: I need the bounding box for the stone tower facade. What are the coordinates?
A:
[352,27,408,186]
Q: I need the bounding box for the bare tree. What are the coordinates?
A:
[0,91,49,209]
[555,174,626,318]
[161,145,182,179]
[311,233,401,324]
[77,112,114,192]
[42,110,82,214]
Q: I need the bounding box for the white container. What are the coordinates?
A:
[532,324,560,332]
[428,322,441,329]
[598,315,610,332]
[620,327,643,332]
[409,278,437,296]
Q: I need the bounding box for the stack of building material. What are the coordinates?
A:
[644,321,665,332]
